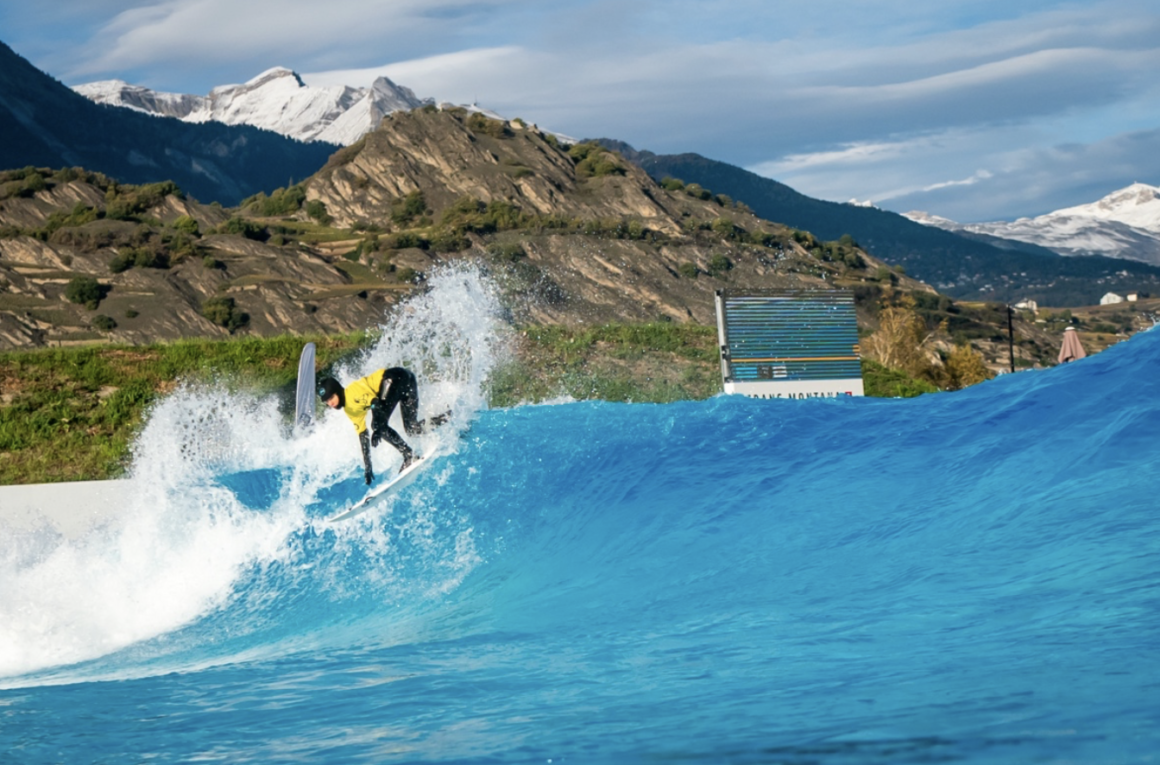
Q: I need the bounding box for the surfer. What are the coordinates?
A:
[317,367,447,484]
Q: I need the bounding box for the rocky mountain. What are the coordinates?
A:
[904,183,1160,265]
[0,108,948,349]
[0,41,336,206]
[0,168,393,347]
[595,143,1160,306]
[2,108,1096,378]
[76,68,433,146]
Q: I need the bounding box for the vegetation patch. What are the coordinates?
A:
[200,296,249,333]
[0,334,368,483]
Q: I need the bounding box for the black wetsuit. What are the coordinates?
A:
[367,367,422,460]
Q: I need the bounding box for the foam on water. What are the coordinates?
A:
[0,264,502,681]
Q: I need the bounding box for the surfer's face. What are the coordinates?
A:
[324,393,341,409]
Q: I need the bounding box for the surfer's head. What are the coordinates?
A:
[317,377,344,409]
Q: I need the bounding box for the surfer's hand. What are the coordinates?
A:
[369,397,381,411]
[364,468,374,485]
[370,431,381,447]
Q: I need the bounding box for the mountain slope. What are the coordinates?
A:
[601,145,1160,305]
[0,42,336,205]
[905,183,1160,265]
[76,68,432,146]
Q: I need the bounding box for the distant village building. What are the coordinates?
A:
[1100,292,1125,305]
[1127,292,1139,302]
[1013,299,1038,313]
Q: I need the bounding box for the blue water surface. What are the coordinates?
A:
[3,329,1160,763]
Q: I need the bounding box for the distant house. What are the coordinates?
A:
[1013,299,1038,313]
[1127,292,1139,302]
[1100,292,1124,305]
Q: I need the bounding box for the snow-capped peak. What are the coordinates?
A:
[902,182,1160,266]
[902,210,961,228]
[74,68,434,145]
[1046,182,1160,234]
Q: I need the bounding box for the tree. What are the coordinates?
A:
[304,200,331,225]
[945,344,991,390]
[201,296,248,333]
[862,293,930,377]
[92,315,117,332]
[173,215,200,236]
[65,276,104,309]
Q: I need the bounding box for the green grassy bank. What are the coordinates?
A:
[0,325,936,485]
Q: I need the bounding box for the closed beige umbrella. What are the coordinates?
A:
[1058,326,1087,363]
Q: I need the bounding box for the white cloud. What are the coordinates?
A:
[22,0,1160,220]
[304,47,528,91]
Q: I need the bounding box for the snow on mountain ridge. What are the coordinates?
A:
[74,68,433,146]
[74,80,204,119]
[903,182,1160,266]
[1046,182,1160,234]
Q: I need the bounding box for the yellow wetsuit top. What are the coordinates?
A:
[342,369,387,434]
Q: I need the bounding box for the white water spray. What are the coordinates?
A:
[0,264,504,682]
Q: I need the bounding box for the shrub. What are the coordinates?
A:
[568,142,599,162]
[660,177,685,191]
[944,343,991,390]
[390,191,427,226]
[711,217,738,240]
[104,180,182,220]
[568,142,627,178]
[201,296,248,333]
[304,200,331,225]
[173,215,200,236]
[65,276,104,309]
[708,254,733,277]
[218,217,268,241]
[862,294,930,377]
[125,309,139,319]
[244,185,306,216]
[678,262,699,279]
[395,266,418,283]
[203,256,224,270]
[109,252,133,274]
[684,183,711,200]
[18,172,48,197]
[134,248,168,269]
[429,229,470,253]
[487,242,527,263]
[384,231,428,250]
[465,112,512,138]
[92,315,117,332]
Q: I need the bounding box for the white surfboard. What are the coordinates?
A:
[326,450,444,523]
[295,342,316,431]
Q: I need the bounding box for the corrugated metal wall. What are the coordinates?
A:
[718,290,861,382]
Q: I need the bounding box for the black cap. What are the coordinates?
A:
[317,377,343,401]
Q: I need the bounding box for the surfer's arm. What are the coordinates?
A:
[359,430,374,484]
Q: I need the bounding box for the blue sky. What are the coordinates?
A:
[2,0,1158,222]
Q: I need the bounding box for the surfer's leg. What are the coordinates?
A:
[375,368,418,464]
[375,424,414,467]
[389,369,423,436]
